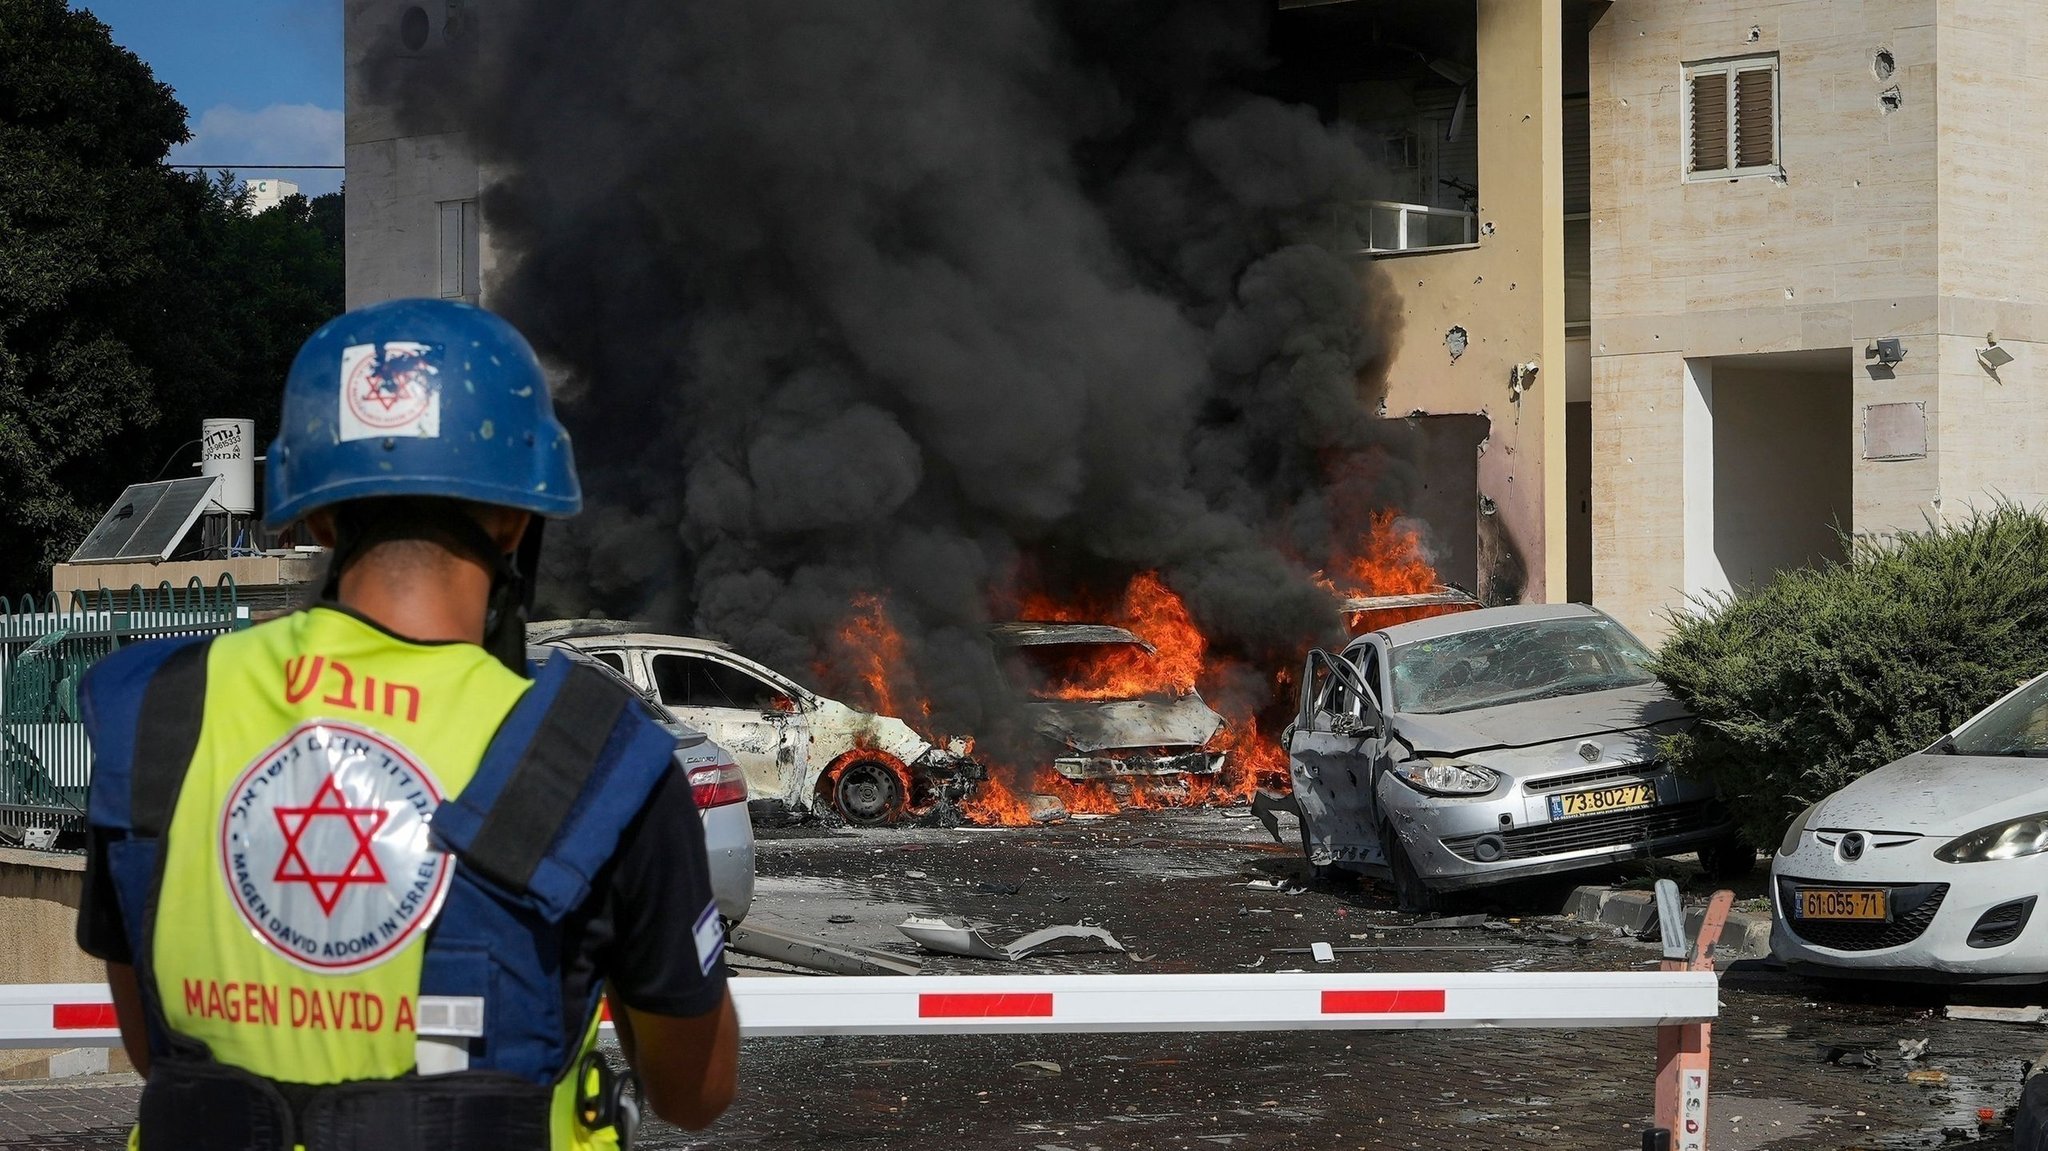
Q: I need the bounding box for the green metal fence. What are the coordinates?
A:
[0,578,251,850]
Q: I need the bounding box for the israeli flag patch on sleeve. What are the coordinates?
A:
[693,902,724,976]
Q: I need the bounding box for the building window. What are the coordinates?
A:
[438,199,479,301]
[1684,55,1779,179]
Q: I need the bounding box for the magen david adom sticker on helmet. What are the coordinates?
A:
[338,341,441,442]
[219,721,453,974]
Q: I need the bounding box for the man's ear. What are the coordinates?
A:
[485,509,533,555]
[305,510,337,548]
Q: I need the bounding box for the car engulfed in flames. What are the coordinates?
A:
[989,621,1228,782]
[530,619,983,826]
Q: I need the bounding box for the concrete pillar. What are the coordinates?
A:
[1681,358,1727,601]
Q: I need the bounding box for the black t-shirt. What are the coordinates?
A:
[79,762,727,1022]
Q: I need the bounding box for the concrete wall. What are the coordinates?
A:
[51,555,321,599]
[1589,0,1945,637]
[0,850,96,986]
[1934,3,2048,518]
[1591,350,1688,633]
[1377,0,1566,605]
[0,851,136,1081]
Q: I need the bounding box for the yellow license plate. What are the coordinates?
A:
[1549,782,1655,819]
[1796,888,1889,921]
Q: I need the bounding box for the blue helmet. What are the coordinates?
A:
[264,298,582,527]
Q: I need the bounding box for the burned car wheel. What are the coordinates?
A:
[834,760,905,826]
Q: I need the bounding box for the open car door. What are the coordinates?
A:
[1286,649,1390,873]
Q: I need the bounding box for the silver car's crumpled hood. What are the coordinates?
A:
[1811,751,2048,837]
[1391,682,1689,756]
[1028,696,1225,752]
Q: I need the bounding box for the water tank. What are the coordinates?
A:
[200,418,257,515]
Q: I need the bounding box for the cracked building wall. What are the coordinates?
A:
[1367,0,1569,607]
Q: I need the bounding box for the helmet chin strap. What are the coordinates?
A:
[483,520,544,675]
[321,501,541,676]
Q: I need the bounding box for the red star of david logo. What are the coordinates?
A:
[358,369,416,412]
[273,775,388,916]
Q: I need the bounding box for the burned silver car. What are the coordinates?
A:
[989,622,1226,780]
[1279,604,1746,909]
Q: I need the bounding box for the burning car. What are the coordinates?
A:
[531,621,980,825]
[1278,604,1747,910]
[988,621,1227,781]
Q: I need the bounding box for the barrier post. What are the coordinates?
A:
[1655,888,1733,1151]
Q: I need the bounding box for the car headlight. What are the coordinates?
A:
[1778,802,1819,857]
[1935,813,2048,863]
[1391,758,1500,796]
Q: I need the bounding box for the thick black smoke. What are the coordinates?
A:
[372,1,1416,731]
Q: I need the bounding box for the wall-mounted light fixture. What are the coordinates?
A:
[1865,337,1906,367]
[1978,334,2015,373]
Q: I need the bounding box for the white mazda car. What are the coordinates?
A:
[1773,672,2048,982]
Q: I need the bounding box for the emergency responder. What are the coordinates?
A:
[74,297,739,1150]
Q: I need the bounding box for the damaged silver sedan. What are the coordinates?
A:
[1278,604,1747,910]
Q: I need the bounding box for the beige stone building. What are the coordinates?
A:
[1589,1,2048,639]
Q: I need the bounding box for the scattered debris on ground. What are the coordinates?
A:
[1815,1043,1883,1069]
[1947,1005,2048,1025]
[896,915,1125,961]
[728,923,922,976]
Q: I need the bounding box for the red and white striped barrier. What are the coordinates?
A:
[0,985,120,1050]
[732,970,1716,1036]
[0,969,1715,1049]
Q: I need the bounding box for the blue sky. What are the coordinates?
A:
[76,0,345,196]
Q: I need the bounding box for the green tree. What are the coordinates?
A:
[0,0,342,592]
[1653,504,2048,848]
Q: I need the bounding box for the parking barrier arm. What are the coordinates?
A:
[0,969,1715,1047]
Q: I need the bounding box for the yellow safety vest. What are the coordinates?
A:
[135,606,616,1150]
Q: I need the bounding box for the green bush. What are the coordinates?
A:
[1652,504,2048,849]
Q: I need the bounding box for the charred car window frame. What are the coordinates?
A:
[653,651,800,713]
[1301,649,1381,736]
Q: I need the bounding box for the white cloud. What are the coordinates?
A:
[170,103,345,196]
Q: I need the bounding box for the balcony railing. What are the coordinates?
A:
[1361,200,1477,254]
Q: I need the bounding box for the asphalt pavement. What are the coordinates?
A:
[0,809,2034,1150]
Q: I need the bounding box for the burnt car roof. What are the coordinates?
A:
[989,621,1155,650]
[1360,602,1606,647]
[1339,586,1481,616]
[529,619,739,653]
[528,617,662,643]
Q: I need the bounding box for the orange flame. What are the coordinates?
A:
[822,505,1450,826]
[964,573,1288,823]
[820,592,932,729]
[1318,510,1463,631]
[1015,572,1203,701]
